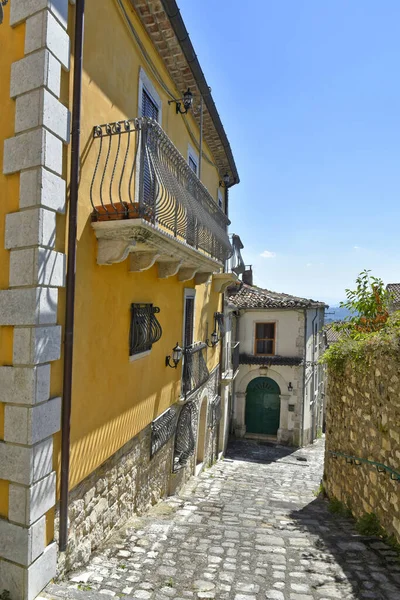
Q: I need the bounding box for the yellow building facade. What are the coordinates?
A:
[0,1,242,598]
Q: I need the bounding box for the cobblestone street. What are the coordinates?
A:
[42,440,400,600]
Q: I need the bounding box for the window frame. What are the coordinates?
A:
[254,321,276,356]
[187,143,199,176]
[138,67,162,124]
[217,188,224,211]
[182,288,196,349]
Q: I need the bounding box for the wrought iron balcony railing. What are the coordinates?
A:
[182,342,209,400]
[90,117,232,264]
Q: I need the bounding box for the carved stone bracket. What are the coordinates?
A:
[178,267,199,282]
[97,238,137,265]
[195,272,212,286]
[158,260,183,279]
[129,251,160,272]
[212,273,239,293]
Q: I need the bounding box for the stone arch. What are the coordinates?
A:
[237,367,289,396]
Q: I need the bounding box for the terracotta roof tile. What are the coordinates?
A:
[228,283,327,310]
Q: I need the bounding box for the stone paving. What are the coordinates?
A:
[42,439,400,600]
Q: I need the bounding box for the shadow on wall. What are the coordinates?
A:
[290,497,400,599]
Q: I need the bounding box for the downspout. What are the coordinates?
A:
[311,308,318,442]
[198,95,203,181]
[59,0,85,552]
[301,309,307,447]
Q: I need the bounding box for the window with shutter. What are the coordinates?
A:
[141,89,159,205]
[183,296,195,348]
[254,322,276,355]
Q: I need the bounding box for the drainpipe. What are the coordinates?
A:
[311,308,318,442]
[301,309,307,447]
[59,0,85,552]
[198,95,203,181]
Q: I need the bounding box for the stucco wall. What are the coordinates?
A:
[324,355,400,543]
[61,0,224,493]
[238,309,304,357]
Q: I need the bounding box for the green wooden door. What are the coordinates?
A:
[245,377,280,435]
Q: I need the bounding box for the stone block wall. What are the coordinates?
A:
[324,354,400,542]
[56,369,222,577]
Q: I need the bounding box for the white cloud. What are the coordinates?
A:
[306,263,312,267]
[260,250,276,259]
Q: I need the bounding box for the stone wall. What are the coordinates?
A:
[56,369,222,577]
[324,354,400,542]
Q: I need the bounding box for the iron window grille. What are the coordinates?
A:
[129,303,162,356]
[182,342,210,399]
[209,396,222,429]
[150,406,178,458]
[173,402,198,471]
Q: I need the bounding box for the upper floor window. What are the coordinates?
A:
[254,322,276,355]
[218,189,224,210]
[183,289,196,348]
[187,144,198,176]
[138,68,162,123]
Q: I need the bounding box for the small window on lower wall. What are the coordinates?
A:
[129,303,162,358]
[254,322,276,355]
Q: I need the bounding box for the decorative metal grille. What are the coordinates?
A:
[150,406,178,458]
[90,117,232,263]
[129,303,162,356]
[173,402,198,471]
[182,342,210,400]
[0,0,8,25]
[209,396,222,429]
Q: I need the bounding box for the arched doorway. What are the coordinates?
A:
[245,377,280,436]
[196,397,208,469]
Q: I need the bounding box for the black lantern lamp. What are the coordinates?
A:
[168,88,193,115]
[288,382,293,392]
[165,343,183,368]
[219,172,230,187]
[205,329,219,348]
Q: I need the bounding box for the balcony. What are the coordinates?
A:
[182,342,209,400]
[221,342,240,385]
[213,234,245,293]
[90,117,233,284]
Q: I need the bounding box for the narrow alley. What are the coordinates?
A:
[42,441,400,600]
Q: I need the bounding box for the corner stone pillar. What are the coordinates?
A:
[0,1,70,598]
[234,391,246,437]
[277,393,290,444]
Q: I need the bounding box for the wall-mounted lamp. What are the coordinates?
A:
[205,330,219,348]
[205,312,224,347]
[219,172,230,188]
[168,88,193,115]
[165,343,183,368]
[288,382,293,392]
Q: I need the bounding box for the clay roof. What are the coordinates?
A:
[228,283,327,310]
[128,0,239,185]
[324,323,346,345]
[387,283,400,308]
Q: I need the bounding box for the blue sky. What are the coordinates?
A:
[178,0,400,305]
